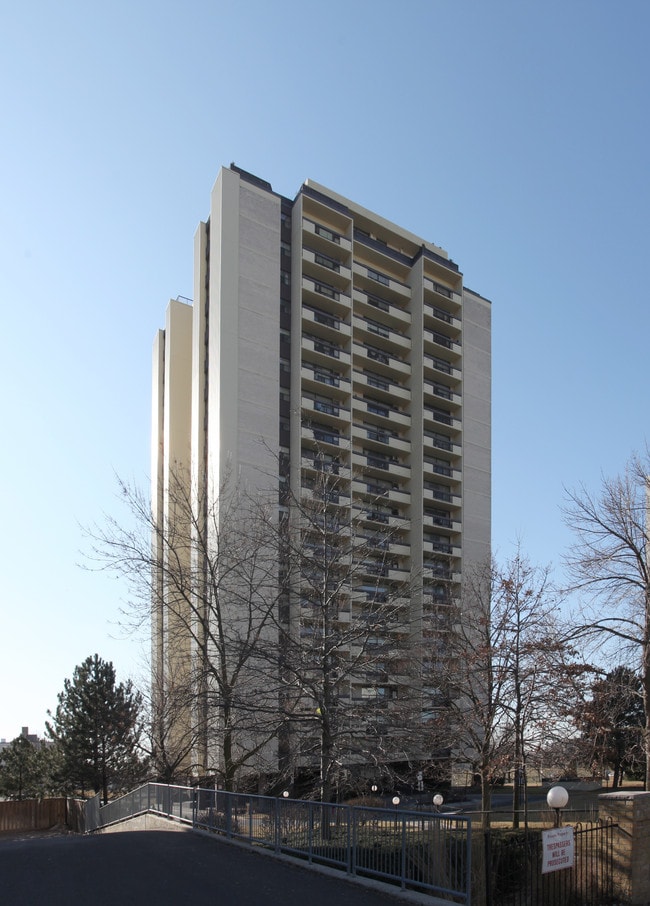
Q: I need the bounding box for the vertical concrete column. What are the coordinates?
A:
[599,790,650,904]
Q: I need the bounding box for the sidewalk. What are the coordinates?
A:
[0,829,447,905]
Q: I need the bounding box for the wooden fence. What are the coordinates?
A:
[0,798,86,833]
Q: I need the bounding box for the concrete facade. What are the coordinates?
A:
[152,165,492,781]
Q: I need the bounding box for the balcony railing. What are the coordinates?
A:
[315,223,341,244]
[366,428,392,444]
[313,399,340,417]
[424,431,452,451]
[425,327,462,350]
[424,354,454,375]
[304,305,342,330]
[424,405,453,426]
[424,482,453,501]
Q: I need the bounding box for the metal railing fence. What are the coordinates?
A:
[88,783,471,903]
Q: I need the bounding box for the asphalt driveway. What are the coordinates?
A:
[0,830,435,905]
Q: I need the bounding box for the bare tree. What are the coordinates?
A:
[496,553,580,828]
[87,471,284,790]
[264,461,416,802]
[141,660,200,783]
[439,551,583,829]
[563,450,650,790]
[438,557,517,829]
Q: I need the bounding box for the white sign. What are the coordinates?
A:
[541,826,575,874]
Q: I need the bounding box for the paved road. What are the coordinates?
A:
[0,830,430,905]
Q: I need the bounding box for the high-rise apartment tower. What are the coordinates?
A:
[152,164,491,785]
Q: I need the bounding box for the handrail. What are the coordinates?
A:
[87,783,472,903]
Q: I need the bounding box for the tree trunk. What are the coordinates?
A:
[644,596,650,792]
[480,769,492,831]
[223,727,234,792]
[512,765,521,829]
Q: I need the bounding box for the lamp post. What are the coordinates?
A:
[546,785,569,828]
[433,793,444,813]
[392,795,400,836]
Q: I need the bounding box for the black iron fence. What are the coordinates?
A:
[88,783,472,903]
[479,820,617,906]
[86,786,618,905]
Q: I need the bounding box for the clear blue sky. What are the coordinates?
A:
[1,0,648,741]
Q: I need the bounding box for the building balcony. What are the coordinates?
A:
[389,540,411,557]
[423,301,462,333]
[302,276,352,317]
[423,539,462,558]
[423,405,462,432]
[352,342,411,380]
[423,276,462,303]
[301,422,350,451]
[424,459,462,483]
[422,562,461,583]
[301,334,351,367]
[351,395,410,429]
[301,305,352,339]
[353,371,411,404]
[423,379,461,408]
[352,423,410,455]
[388,566,410,582]
[302,217,352,253]
[423,483,461,506]
[423,513,461,534]
[353,451,410,481]
[301,454,346,477]
[355,509,409,533]
[302,247,352,287]
[423,353,462,381]
[352,289,411,331]
[351,315,411,354]
[353,228,414,270]
[351,478,410,506]
[301,395,350,425]
[300,483,351,509]
[423,327,462,358]
[423,430,462,457]
[352,261,411,304]
[300,364,351,398]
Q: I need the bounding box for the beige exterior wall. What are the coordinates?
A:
[203,168,280,496]
[460,288,491,569]
[153,164,492,780]
[151,299,193,760]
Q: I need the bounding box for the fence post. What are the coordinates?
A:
[599,790,650,905]
[346,805,352,874]
[400,810,407,889]
[466,819,472,906]
[308,801,313,863]
[484,828,492,906]
[274,796,280,853]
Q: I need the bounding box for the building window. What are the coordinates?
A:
[315,223,340,244]
[314,251,340,272]
[367,267,390,287]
